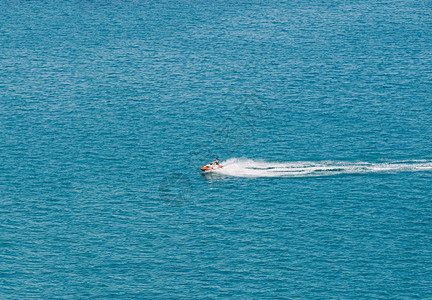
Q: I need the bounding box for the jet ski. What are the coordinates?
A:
[200,162,223,172]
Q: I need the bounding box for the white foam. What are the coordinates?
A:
[210,158,432,178]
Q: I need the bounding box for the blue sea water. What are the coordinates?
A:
[1,0,432,298]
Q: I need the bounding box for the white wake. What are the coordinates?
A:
[209,158,432,178]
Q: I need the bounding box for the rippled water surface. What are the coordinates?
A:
[1,0,432,298]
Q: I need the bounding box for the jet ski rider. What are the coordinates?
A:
[212,158,219,166]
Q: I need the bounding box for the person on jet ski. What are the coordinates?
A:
[212,158,219,166]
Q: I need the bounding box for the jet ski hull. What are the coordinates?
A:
[200,165,223,172]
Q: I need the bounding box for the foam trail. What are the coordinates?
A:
[211,158,432,178]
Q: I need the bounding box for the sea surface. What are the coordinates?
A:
[1,0,432,298]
